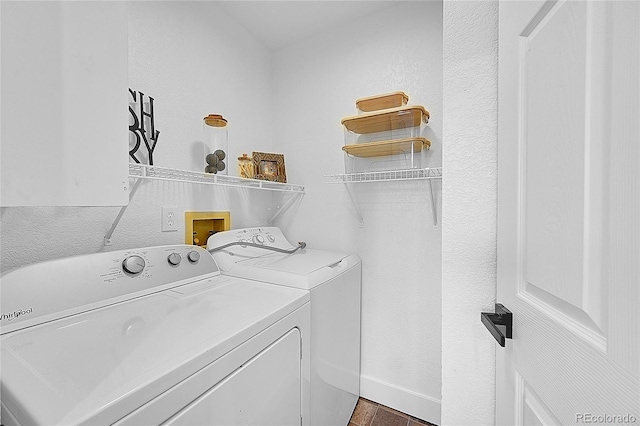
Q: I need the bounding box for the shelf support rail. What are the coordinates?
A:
[428,179,438,229]
[104,177,144,246]
[267,191,305,225]
[344,183,364,227]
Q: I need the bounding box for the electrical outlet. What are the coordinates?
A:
[162,206,178,232]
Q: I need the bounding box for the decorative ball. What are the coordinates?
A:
[214,149,226,160]
[205,165,217,174]
[217,160,226,171]
[206,153,218,166]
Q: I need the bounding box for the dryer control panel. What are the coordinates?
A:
[0,245,219,335]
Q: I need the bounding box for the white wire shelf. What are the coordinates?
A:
[129,163,305,193]
[325,167,442,183]
[324,167,442,229]
[104,164,305,246]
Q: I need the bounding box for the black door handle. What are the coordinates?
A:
[481,303,512,347]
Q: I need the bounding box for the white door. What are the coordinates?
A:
[497,1,639,425]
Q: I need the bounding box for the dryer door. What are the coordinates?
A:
[162,328,302,426]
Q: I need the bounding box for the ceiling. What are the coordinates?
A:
[215,1,402,50]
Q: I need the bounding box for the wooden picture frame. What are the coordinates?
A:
[252,152,286,183]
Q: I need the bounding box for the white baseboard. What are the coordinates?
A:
[359,374,441,425]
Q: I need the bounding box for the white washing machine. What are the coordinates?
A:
[0,245,310,425]
[207,227,361,426]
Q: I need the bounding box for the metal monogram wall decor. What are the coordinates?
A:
[128,89,160,165]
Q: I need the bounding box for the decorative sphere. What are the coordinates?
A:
[205,165,217,174]
[214,149,226,160]
[206,153,218,166]
[217,160,226,171]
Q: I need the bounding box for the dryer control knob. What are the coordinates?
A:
[167,252,182,266]
[187,250,201,263]
[122,255,145,275]
[253,235,265,245]
[267,234,275,243]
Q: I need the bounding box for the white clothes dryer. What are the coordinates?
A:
[0,245,310,425]
[207,227,361,426]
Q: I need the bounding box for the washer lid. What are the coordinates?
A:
[224,249,359,290]
[207,227,361,289]
[238,249,348,275]
[0,277,308,425]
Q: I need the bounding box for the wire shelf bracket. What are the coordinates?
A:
[267,190,305,225]
[104,164,306,245]
[324,167,442,229]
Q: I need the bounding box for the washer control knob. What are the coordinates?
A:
[187,250,201,263]
[253,234,265,245]
[167,252,182,266]
[267,234,276,243]
[122,255,145,275]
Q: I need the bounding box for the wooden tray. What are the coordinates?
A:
[341,106,430,134]
[342,138,431,158]
[356,91,409,112]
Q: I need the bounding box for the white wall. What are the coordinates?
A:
[441,1,498,425]
[0,2,279,272]
[272,2,443,423]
